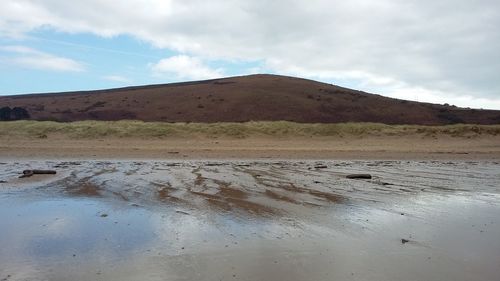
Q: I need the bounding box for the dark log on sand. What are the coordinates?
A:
[346,174,372,179]
[19,170,57,178]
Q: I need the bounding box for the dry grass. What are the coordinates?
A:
[0,120,499,139]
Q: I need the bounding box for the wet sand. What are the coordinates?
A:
[1,160,500,280]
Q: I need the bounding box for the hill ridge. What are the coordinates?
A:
[1,74,499,125]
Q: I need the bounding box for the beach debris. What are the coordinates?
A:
[346,174,372,179]
[206,163,225,166]
[19,169,57,178]
[53,161,81,168]
[373,181,394,186]
[401,238,410,244]
[0,180,7,183]
[314,164,328,169]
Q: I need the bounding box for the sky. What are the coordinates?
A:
[0,0,499,109]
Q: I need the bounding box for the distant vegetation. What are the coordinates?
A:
[0,107,30,121]
[0,120,499,139]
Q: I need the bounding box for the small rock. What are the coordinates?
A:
[346,174,372,179]
[401,239,410,244]
[314,165,328,169]
[100,213,108,218]
[206,163,224,166]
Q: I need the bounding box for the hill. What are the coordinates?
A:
[0,74,499,125]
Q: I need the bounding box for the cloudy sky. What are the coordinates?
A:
[0,0,499,109]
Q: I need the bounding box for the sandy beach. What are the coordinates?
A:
[1,135,500,160]
[1,133,500,281]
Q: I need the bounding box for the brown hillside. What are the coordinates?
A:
[1,74,499,125]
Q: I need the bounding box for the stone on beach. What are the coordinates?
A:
[346,174,372,179]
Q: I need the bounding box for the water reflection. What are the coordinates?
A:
[0,198,154,262]
[1,160,500,280]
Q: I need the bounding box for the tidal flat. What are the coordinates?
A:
[1,160,499,281]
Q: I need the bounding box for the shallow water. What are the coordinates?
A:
[1,160,499,281]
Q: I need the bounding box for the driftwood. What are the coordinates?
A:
[19,170,57,178]
[346,174,372,179]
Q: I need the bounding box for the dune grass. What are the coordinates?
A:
[0,120,499,139]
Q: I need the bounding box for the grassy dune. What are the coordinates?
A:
[1,120,500,139]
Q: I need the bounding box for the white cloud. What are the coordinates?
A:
[102,75,132,84]
[361,76,500,110]
[151,55,223,80]
[0,45,84,72]
[0,0,499,108]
